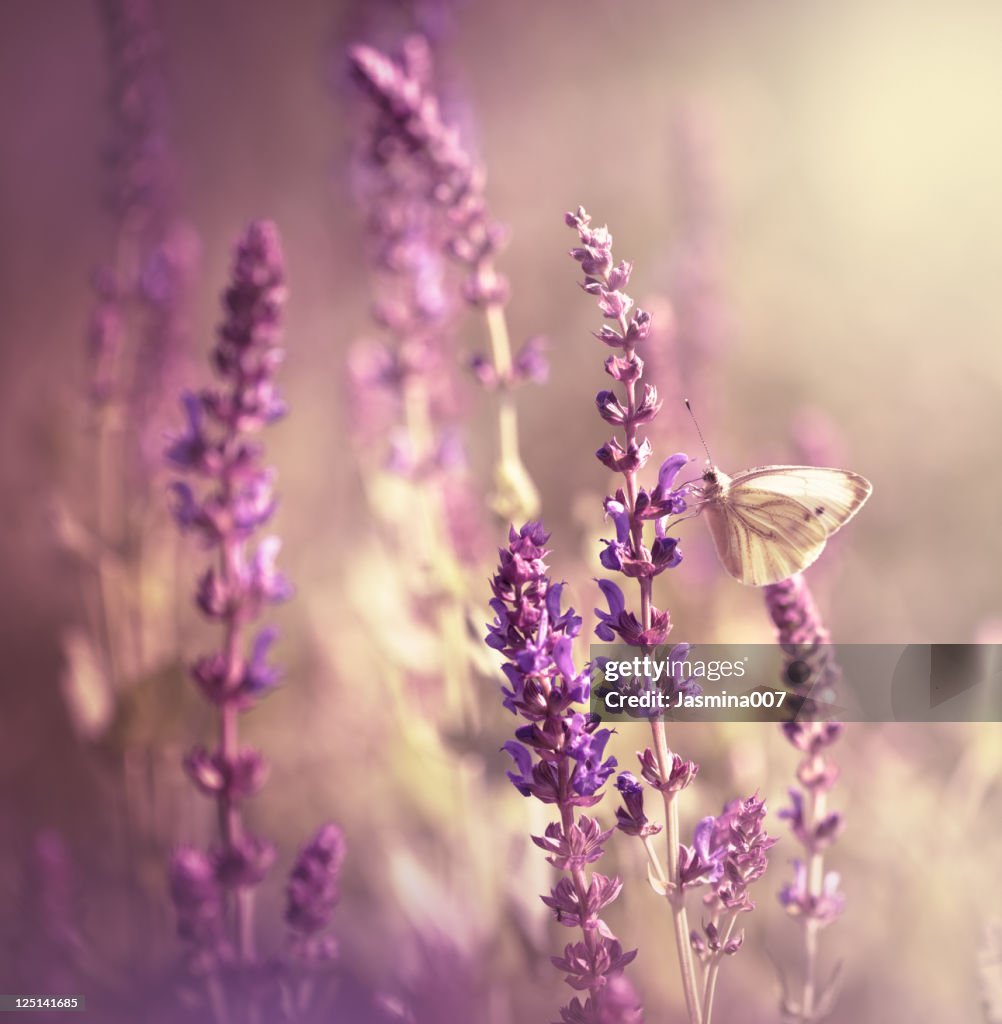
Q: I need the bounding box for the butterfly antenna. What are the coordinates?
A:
[684,399,713,466]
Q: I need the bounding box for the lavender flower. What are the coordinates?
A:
[764,574,840,708]
[168,847,227,970]
[349,38,508,309]
[165,223,347,1022]
[486,523,642,1023]
[286,824,347,965]
[166,220,289,967]
[566,206,704,1021]
[765,575,845,1022]
[71,0,195,723]
[565,206,687,632]
[681,797,777,1020]
[570,208,779,1023]
[93,0,194,450]
[346,32,486,565]
[349,37,540,518]
[96,0,172,227]
[132,222,199,471]
[701,795,777,916]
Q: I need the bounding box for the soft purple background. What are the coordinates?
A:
[2,2,1001,1021]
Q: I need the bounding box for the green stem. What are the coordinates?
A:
[701,912,738,1023]
[652,719,703,1024]
[484,301,539,519]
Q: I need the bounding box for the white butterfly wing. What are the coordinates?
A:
[729,466,873,534]
[705,466,872,587]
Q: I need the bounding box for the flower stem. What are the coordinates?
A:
[618,285,702,1023]
[652,719,702,1024]
[701,912,737,1023]
[800,788,826,1020]
[485,301,513,379]
[485,301,538,520]
[558,761,604,1009]
[219,528,252,962]
[93,403,121,690]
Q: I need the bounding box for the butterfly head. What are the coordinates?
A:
[698,465,729,500]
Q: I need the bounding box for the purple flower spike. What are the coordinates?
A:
[566,208,686,649]
[348,36,539,521]
[345,33,493,556]
[286,824,347,964]
[565,208,791,1020]
[166,224,290,956]
[765,573,846,1018]
[485,524,640,1019]
[764,574,839,697]
[168,847,227,967]
[165,221,344,1001]
[90,0,196,450]
[349,39,509,311]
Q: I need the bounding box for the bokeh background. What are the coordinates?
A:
[2,0,1001,1021]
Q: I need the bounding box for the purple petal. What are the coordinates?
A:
[657,453,691,493]
[604,498,630,544]
[553,636,577,680]
[596,578,626,618]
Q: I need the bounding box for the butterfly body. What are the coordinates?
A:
[692,464,872,587]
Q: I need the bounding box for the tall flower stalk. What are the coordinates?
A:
[567,208,775,1024]
[346,36,458,489]
[343,32,493,744]
[94,0,192,491]
[283,823,347,1017]
[765,576,845,1022]
[486,523,642,1024]
[346,35,483,577]
[64,0,196,727]
[165,220,346,1022]
[566,205,700,1020]
[348,38,542,521]
[166,220,290,973]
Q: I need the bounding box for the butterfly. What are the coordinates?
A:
[688,464,873,586]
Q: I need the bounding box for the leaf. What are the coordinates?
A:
[646,861,668,897]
